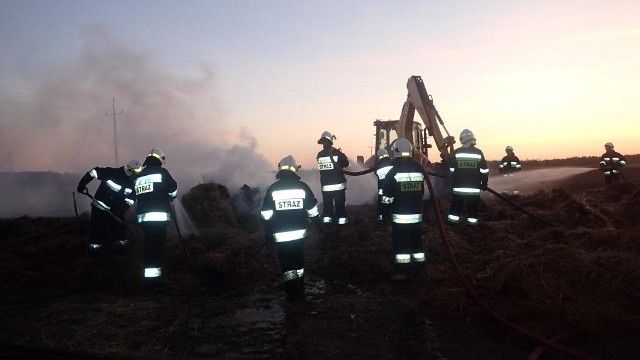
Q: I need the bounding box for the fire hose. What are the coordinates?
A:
[340,162,597,359]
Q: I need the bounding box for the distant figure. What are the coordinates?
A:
[599,142,627,185]
[498,146,522,175]
[382,138,426,281]
[375,148,394,225]
[77,160,142,251]
[446,129,489,226]
[316,131,350,229]
[134,148,178,286]
[498,145,522,194]
[260,155,321,301]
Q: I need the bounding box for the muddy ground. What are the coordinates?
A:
[1,167,639,359]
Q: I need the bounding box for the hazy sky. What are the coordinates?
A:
[1,0,639,181]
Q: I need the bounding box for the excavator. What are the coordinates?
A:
[359,75,456,197]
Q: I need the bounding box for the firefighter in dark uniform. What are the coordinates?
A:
[498,145,522,194]
[446,129,489,226]
[382,138,426,281]
[77,160,142,251]
[316,131,349,229]
[261,155,321,301]
[599,142,627,185]
[134,147,177,283]
[498,146,522,174]
[375,147,394,225]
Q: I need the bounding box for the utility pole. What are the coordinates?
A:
[106,98,123,166]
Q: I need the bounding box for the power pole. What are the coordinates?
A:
[106,98,123,166]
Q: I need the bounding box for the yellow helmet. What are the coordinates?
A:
[148,147,166,164]
[393,138,413,158]
[124,160,143,176]
[278,155,300,173]
[317,131,336,145]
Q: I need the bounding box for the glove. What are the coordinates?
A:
[480,183,488,191]
[77,185,87,194]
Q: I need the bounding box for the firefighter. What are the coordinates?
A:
[599,142,627,184]
[134,147,178,284]
[498,145,522,194]
[498,146,522,175]
[261,155,321,301]
[77,160,142,251]
[316,131,349,229]
[382,138,426,281]
[375,147,394,225]
[446,129,489,226]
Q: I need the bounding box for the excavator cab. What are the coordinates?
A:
[362,76,455,198]
[372,120,429,165]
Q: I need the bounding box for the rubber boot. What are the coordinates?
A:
[284,280,298,301]
[296,276,305,300]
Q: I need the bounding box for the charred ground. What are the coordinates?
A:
[1,166,639,359]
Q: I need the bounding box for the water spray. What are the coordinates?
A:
[169,202,199,275]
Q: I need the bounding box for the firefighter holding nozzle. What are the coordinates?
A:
[599,142,627,185]
[134,147,178,286]
[498,145,522,194]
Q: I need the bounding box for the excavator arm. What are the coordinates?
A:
[397,76,456,164]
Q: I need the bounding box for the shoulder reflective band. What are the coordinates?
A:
[272,189,306,200]
[455,152,482,160]
[394,172,425,182]
[135,173,162,186]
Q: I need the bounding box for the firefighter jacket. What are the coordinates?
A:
[498,154,522,174]
[599,151,627,175]
[261,171,321,243]
[448,145,489,195]
[134,164,178,223]
[78,166,135,213]
[382,157,425,223]
[316,147,349,192]
[375,157,394,196]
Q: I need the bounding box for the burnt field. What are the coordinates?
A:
[1,166,639,359]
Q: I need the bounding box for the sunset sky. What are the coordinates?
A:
[1,0,639,181]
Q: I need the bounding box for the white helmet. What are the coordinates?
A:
[317,131,336,145]
[605,142,614,149]
[505,146,513,152]
[278,155,300,173]
[376,148,389,159]
[124,160,143,176]
[459,129,476,145]
[148,147,166,164]
[393,138,413,158]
